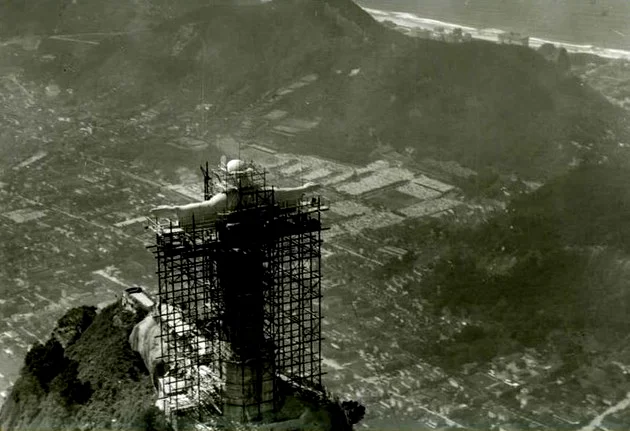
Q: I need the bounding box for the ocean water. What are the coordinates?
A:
[356,0,630,51]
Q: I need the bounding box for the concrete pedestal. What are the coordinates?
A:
[222,356,275,421]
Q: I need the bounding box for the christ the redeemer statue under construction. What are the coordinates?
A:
[149,158,321,229]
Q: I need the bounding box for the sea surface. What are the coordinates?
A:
[356,0,630,59]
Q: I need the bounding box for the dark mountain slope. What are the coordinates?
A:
[28,0,624,178]
[297,39,619,172]
[409,161,630,369]
[0,0,213,37]
[59,0,372,108]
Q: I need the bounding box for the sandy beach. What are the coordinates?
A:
[362,6,630,61]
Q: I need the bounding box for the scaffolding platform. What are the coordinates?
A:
[148,161,327,423]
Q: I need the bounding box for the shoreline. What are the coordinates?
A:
[362,6,630,62]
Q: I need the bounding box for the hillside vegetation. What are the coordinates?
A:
[0,305,165,431]
[398,161,630,371]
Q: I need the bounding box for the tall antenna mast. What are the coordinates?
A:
[201,36,206,136]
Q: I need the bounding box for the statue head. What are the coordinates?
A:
[226,159,249,174]
[219,156,250,175]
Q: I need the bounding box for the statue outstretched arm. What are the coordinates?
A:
[149,205,178,219]
[149,193,228,221]
[272,182,321,203]
[149,182,321,225]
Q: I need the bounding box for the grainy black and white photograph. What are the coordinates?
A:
[1,0,630,430]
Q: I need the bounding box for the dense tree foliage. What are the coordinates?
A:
[23,340,68,392]
[416,162,630,370]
